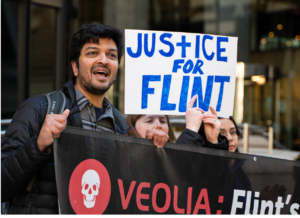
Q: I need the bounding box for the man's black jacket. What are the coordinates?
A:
[1,80,129,214]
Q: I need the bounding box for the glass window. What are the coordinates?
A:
[29,4,57,97]
[1,1,22,119]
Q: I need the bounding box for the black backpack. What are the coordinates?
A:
[1,91,66,214]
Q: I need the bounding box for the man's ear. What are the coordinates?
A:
[71,61,78,76]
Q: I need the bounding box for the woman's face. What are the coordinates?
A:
[220,119,239,152]
[135,115,169,138]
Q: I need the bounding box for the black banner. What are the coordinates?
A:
[54,127,300,214]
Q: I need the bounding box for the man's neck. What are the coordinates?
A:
[75,83,105,108]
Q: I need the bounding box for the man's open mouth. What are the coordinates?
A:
[93,71,108,77]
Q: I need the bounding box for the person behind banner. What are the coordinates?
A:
[126,115,176,147]
[217,116,288,214]
[1,22,168,214]
[176,95,229,150]
[216,117,251,214]
[218,116,243,152]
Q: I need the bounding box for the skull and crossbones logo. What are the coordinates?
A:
[81,170,100,208]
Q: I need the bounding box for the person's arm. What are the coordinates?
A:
[1,96,49,202]
[176,128,229,150]
[1,96,69,202]
[176,128,205,146]
[203,134,229,150]
[201,107,229,150]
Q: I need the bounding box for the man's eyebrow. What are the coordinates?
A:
[85,46,99,51]
[84,47,117,52]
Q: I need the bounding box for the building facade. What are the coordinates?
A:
[2,0,300,149]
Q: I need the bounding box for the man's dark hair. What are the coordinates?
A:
[69,22,124,69]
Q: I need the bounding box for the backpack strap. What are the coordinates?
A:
[45,91,66,115]
[26,91,66,192]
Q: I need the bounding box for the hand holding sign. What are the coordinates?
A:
[185,95,204,133]
[203,106,220,144]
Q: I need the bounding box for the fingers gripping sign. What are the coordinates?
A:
[185,95,204,133]
[203,106,220,144]
[145,129,169,148]
[37,109,70,152]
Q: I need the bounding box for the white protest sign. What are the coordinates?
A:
[125,29,238,117]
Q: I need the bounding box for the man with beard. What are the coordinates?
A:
[1,22,168,214]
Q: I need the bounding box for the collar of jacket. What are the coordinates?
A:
[61,79,130,134]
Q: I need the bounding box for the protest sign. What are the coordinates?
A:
[125,30,238,117]
[54,127,300,214]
